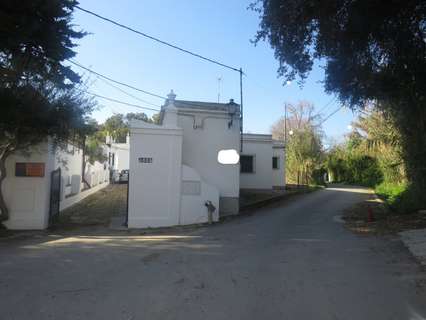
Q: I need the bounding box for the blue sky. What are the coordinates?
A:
[70,0,356,142]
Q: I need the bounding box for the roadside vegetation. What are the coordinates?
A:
[254,0,426,217]
[324,106,419,214]
[271,101,325,187]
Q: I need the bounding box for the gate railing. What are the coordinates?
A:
[49,168,61,225]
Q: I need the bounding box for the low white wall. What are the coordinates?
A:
[240,135,273,190]
[272,143,286,188]
[180,165,219,225]
[3,142,52,230]
[3,141,109,230]
[85,161,109,187]
[128,121,183,228]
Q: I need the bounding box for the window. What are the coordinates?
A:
[240,155,255,173]
[272,156,279,169]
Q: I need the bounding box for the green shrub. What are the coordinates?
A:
[374,182,424,214]
[375,182,407,205]
[345,155,383,187]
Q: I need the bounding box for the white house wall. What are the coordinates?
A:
[54,143,83,199]
[240,137,273,190]
[177,113,240,215]
[180,165,219,225]
[109,144,129,172]
[272,145,286,188]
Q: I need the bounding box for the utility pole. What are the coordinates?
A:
[284,102,287,143]
[240,68,243,152]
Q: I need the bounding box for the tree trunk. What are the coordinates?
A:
[0,153,9,222]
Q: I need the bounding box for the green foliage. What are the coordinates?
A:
[103,112,160,143]
[375,182,407,208]
[83,119,107,164]
[345,155,383,187]
[272,101,323,185]
[286,127,323,184]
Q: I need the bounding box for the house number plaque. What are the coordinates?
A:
[138,157,153,164]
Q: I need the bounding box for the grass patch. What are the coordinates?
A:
[375,182,407,207]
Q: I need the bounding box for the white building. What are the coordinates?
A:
[240,134,285,190]
[128,91,286,228]
[106,134,130,173]
[3,140,109,230]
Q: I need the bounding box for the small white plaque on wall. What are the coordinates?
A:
[182,180,201,195]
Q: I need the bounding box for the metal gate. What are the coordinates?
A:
[49,168,61,225]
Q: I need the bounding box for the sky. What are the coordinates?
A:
[70,0,357,143]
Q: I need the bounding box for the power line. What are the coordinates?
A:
[317,96,337,115]
[70,60,233,110]
[96,76,161,108]
[319,105,345,125]
[81,90,161,112]
[68,60,166,100]
[75,6,240,73]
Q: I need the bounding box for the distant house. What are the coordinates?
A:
[127,91,286,228]
[3,140,109,230]
[106,134,130,173]
[240,133,285,190]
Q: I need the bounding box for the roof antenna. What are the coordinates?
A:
[217,76,222,103]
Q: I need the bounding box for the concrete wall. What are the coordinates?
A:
[3,142,52,230]
[55,143,83,199]
[177,111,240,215]
[240,134,273,190]
[128,121,183,228]
[3,141,109,230]
[180,165,219,225]
[272,142,286,188]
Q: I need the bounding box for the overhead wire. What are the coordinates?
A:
[318,105,345,125]
[96,75,161,108]
[69,60,240,110]
[68,60,166,100]
[79,89,161,112]
[75,6,240,73]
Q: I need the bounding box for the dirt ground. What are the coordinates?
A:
[53,184,127,229]
[343,194,426,235]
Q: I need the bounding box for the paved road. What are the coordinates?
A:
[1,186,426,319]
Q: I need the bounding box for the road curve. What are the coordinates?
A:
[1,186,425,319]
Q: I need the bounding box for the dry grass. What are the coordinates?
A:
[53,184,127,229]
[343,195,426,235]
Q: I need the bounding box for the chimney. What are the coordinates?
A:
[163,90,179,126]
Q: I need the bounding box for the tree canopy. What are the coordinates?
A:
[103,112,160,143]
[0,0,90,222]
[253,0,426,209]
[271,101,323,185]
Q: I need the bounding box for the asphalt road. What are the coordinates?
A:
[1,186,426,319]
